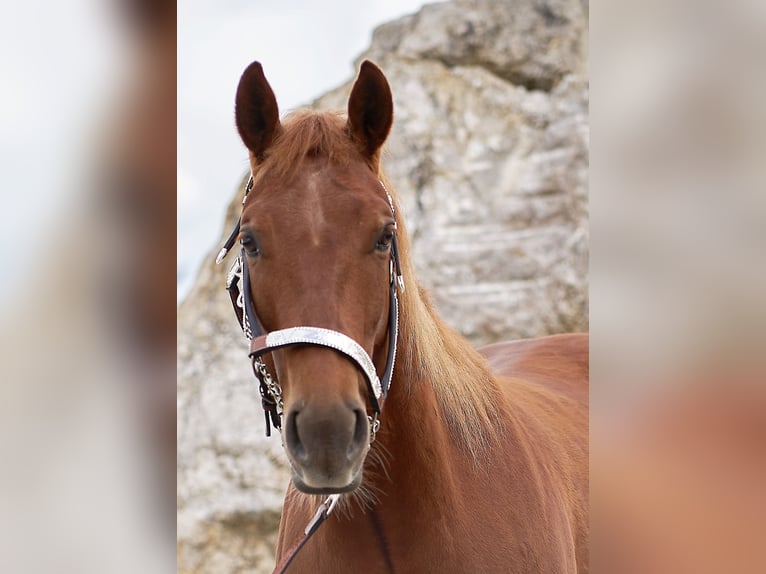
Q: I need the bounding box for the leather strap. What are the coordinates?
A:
[272,495,339,574]
[370,509,396,574]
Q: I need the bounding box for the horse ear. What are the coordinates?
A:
[235,61,281,161]
[347,60,393,158]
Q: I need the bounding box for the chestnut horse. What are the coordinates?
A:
[227,60,588,573]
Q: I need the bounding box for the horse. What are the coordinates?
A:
[225,59,589,573]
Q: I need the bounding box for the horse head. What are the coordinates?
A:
[233,60,397,494]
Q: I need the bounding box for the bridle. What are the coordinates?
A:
[217,175,404,438]
[215,175,405,573]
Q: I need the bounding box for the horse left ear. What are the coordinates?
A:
[347,60,393,159]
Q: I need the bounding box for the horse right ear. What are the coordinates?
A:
[235,61,281,161]
[347,60,393,159]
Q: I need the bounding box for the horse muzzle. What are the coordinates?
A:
[284,402,369,493]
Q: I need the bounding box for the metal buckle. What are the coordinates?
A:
[226,255,242,290]
[368,413,381,442]
[305,494,340,535]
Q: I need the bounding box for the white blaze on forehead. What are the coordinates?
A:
[305,171,328,246]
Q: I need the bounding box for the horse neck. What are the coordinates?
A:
[365,287,505,517]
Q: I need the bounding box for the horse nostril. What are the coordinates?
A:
[348,408,369,458]
[285,410,307,462]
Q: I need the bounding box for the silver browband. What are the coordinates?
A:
[261,326,383,400]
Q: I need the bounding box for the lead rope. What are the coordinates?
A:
[272,494,340,574]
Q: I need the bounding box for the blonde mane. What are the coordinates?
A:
[383,174,506,461]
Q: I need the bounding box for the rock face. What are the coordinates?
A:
[177,0,588,571]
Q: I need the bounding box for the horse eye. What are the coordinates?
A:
[240,234,261,257]
[375,229,395,252]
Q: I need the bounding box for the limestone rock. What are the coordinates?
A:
[366,0,588,91]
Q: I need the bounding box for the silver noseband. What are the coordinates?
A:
[259,327,383,399]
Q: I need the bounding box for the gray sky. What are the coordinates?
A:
[178,0,430,301]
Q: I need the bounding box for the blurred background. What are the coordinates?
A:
[590,0,766,571]
[0,1,127,308]
[0,0,176,572]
